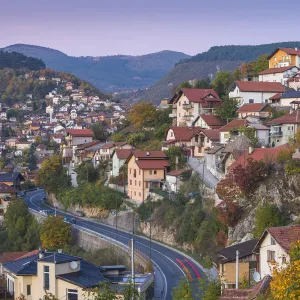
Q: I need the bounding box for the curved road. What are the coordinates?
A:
[24,190,206,300]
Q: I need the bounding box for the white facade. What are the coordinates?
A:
[259,67,299,84]
[112,152,126,177]
[269,123,298,147]
[165,174,181,193]
[229,86,279,106]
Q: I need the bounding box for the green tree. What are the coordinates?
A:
[172,278,194,300]
[176,81,192,92]
[212,71,233,97]
[253,55,269,76]
[215,95,239,122]
[194,78,212,89]
[110,133,124,142]
[92,122,107,141]
[198,278,221,300]
[40,216,72,250]
[164,146,187,170]
[128,102,157,128]
[76,162,99,184]
[89,282,118,300]
[253,202,286,238]
[127,132,147,148]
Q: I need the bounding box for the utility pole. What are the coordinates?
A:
[201,159,205,195]
[149,196,152,261]
[236,250,239,289]
[131,212,135,293]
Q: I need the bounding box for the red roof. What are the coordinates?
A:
[0,252,28,263]
[181,88,221,102]
[229,144,289,171]
[133,150,167,159]
[167,170,186,176]
[237,103,267,113]
[136,160,169,170]
[258,66,295,75]
[201,129,220,142]
[15,250,39,260]
[0,183,18,194]
[269,93,282,100]
[115,149,132,160]
[219,119,249,132]
[197,114,225,128]
[100,143,115,149]
[168,127,202,141]
[267,110,300,125]
[279,47,300,56]
[66,129,94,137]
[235,81,285,93]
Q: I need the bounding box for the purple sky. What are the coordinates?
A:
[2,0,300,57]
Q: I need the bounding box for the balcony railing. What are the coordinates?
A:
[169,113,177,118]
[270,131,283,137]
[182,115,193,120]
[182,103,192,110]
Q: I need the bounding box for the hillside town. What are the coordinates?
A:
[0,47,300,300]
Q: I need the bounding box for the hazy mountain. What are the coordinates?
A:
[2,44,190,92]
[135,41,300,103]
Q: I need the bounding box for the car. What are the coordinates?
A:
[74,210,85,217]
[64,217,76,224]
[16,191,26,198]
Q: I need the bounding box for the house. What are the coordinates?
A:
[15,142,31,150]
[126,151,169,203]
[65,81,74,91]
[65,129,94,147]
[5,138,18,147]
[266,110,300,147]
[267,47,300,68]
[287,72,300,91]
[52,134,63,144]
[193,114,225,129]
[217,239,259,289]
[2,250,153,299]
[237,103,272,120]
[191,129,220,157]
[269,90,300,107]
[165,170,186,193]
[0,184,19,224]
[253,224,300,278]
[219,119,249,144]
[0,172,25,189]
[258,66,299,85]
[112,149,132,177]
[229,81,285,105]
[73,141,103,166]
[169,88,222,126]
[205,145,224,180]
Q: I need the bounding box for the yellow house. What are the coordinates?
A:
[3,250,153,300]
[268,48,300,68]
[126,151,169,203]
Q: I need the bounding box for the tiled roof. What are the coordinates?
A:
[66,129,94,137]
[0,252,28,263]
[217,239,258,263]
[201,129,220,142]
[136,160,169,170]
[269,93,282,100]
[181,88,221,103]
[266,110,300,125]
[219,119,249,132]
[100,143,115,149]
[168,127,202,141]
[237,103,267,113]
[258,66,295,75]
[235,81,285,93]
[166,170,186,176]
[0,183,18,193]
[133,150,167,159]
[115,149,132,160]
[279,47,300,56]
[0,172,24,183]
[76,141,101,150]
[281,90,300,99]
[197,114,225,127]
[38,253,81,264]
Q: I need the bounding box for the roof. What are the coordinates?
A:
[0,183,18,193]
[76,141,102,151]
[222,135,252,154]
[66,129,94,137]
[217,239,258,264]
[132,150,167,159]
[229,144,290,171]
[100,143,115,149]
[219,119,249,132]
[281,90,300,99]
[167,127,202,141]
[115,149,132,160]
[195,114,225,128]
[267,47,300,60]
[254,224,300,253]
[0,172,25,183]
[248,123,269,131]
[234,81,285,93]
[206,145,223,154]
[258,66,296,75]
[38,253,81,264]
[237,103,267,113]
[0,252,28,264]
[136,160,169,170]
[166,170,186,177]
[269,93,282,100]
[266,110,300,125]
[201,129,220,142]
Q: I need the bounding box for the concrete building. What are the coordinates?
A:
[112,149,132,177]
[258,66,299,85]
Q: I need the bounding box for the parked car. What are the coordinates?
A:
[17,191,26,198]
[74,211,85,217]
[64,217,76,224]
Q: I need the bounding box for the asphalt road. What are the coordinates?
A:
[24,190,206,300]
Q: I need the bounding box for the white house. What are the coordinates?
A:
[287,73,300,91]
[258,66,299,85]
[219,119,249,144]
[253,224,300,278]
[192,114,225,129]
[112,149,132,176]
[165,170,186,193]
[229,81,285,106]
[70,109,77,120]
[269,90,300,107]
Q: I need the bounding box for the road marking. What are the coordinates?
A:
[176,258,192,281]
[184,258,201,279]
[29,193,44,210]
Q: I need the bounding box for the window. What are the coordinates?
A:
[139,169,141,175]
[274,57,277,61]
[287,126,290,131]
[130,169,131,174]
[170,132,173,137]
[154,170,157,175]
[249,99,254,104]
[292,126,294,130]
[149,170,152,175]
[139,181,141,187]
[44,265,49,290]
[134,191,136,196]
[179,101,181,106]
[265,99,268,103]
[135,180,136,186]
[27,285,31,296]
[139,192,141,197]
[67,289,78,300]
[133,169,136,178]
[282,256,287,264]
[271,237,276,245]
[146,182,149,188]
[130,180,132,185]
[267,250,275,261]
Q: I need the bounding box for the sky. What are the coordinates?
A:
[1,0,300,57]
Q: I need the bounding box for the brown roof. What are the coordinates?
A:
[181,88,221,102]
[0,183,18,194]
[133,150,167,159]
[219,119,249,132]
[235,81,285,93]
[266,110,300,125]
[66,129,94,137]
[254,224,300,253]
[115,149,132,160]
[17,250,39,259]
[201,129,220,142]
[100,143,115,149]
[237,103,267,113]
[258,66,295,75]
[197,114,225,127]
[136,160,169,170]
[77,141,101,150]
[166,170,186,176]
[0,252,27,263]
[279,47,300,56]
[269,93,282,100]
[168,127,202,141]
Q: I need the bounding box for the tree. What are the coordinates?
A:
[215,95,239,122]
[194,78,212,89]
[111,133,124,142]
[127,132,146,147]
[2,198,40,251]
[176,81,192,92]
[253,55,269,76]
[212,71,233,97]
[217,199,242,227]
[40,216,72,250]
[76,162,99,184]
[92,122,107,141]
[253,202,286,238]
[165,146,187,170]
[172,278,194,300]
[128,102,157,128]
[198,277,221,300]
[89,282,118,300]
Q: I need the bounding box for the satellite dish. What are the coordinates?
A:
[253,272,261,282]
[70,261,78,270]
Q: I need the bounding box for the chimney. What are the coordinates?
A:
[249,146,254,154]
[39,248,44,259]
[57,249,63,254]
[296,47,298,51]
[146,152,150,156]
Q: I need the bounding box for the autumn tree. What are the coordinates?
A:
[172,278,193,300]
[40,216,72,250]
[128,102,157,128]
[217,199,242,227]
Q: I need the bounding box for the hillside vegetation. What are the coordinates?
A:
[2,44,190,92]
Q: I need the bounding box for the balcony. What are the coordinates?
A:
[169,113,177,118]
[270,131,283,137]
[182,115,193,120]
[182,103,192,110]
